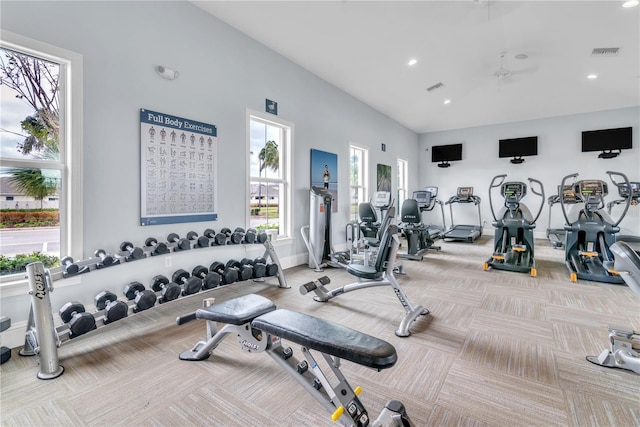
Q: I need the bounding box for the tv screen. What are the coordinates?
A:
[431,143,462,162]
[499,136,538,158]
[581,127,632,152]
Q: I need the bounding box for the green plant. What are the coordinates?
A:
[0,252,59,275]
[256,223,279,231]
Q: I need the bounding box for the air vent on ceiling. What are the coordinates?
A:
[591,47,619,56]
[426,82,445,92]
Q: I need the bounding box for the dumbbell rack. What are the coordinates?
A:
[48,228,281,282]
[19,236,288,380]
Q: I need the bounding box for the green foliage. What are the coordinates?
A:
[0,252,59,275]
[256,223,279,231]
[0,209,59,228]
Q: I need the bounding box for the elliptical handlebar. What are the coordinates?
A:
[559,173,579,226]
[527,177,545,225]
[606,170,632,228]
[488,174,507,222]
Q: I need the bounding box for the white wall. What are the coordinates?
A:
[0,1,419,345]
[418,107,640,238]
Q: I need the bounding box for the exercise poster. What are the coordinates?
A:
[140,108,218,226]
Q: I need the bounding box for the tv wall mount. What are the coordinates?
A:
[437,161,451,168]
[598,149,621,159]
[510,156,525,164]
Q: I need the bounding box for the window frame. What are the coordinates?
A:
[349,144,369,222]
[397,158,408,214]
[245,109,292,239]
[0,30,83,284]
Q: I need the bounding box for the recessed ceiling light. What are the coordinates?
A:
[622,0,639,8]
[587,74,598,79]
[443,99,451,105]
[407,58,418,66]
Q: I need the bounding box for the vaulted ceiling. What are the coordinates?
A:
[194,1,640,134]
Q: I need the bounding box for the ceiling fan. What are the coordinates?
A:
[493,52,537,82]
[494,53,512,80]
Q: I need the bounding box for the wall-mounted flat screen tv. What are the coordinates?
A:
[499,136,538,158]
[581,127,632,152]
[431,143,462,162]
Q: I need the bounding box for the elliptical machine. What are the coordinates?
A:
[560,171,632,284]
[483,175,544,277]
[301,187,350,271]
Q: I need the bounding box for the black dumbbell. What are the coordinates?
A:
[255,231,268,244]
[94,291,129,324]
[255,257,278,277]
[167,233,191,251]
[94,249,120,269]
[192,265,221,290]
[61,256,90,278]
[124,281,157,313]
[244,228,257,244]
[204,228,226,246]
[119,241,145,261]
[59,301,96,338]
[187,231,210,248]
[209,261,238,285]
[242,257,266,278]
[171,269,202,296]
[229,227,245,244]
[226,259,253,281]
[145,237,169,256]
[150,275,182,303]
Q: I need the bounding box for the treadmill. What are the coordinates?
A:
[423,186,447,238]
[443,187,483,243]
[546,184,578,249]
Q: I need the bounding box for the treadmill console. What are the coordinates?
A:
[372,191,392,208]
[617,182,640,200]
[457,187,474,201]
[425,186,438,198]
[558,184,577,203]
[501,182,527,203]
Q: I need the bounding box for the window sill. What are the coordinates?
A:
[0,272,82,298]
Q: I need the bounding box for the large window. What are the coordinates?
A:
[247,111,291,239]
[349,145,368,221]
[397,158,408,213]
[0,31,82,280]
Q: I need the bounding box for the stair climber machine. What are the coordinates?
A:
[546,184,579,249]
[301,187,350,272]
[398,190,443,261]
[560,171,632,284]
[607,180,640,253]
[352,191,393,264]
[483,175,544,277]
[443,187,483,242]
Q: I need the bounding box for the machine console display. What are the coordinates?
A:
[412,190,431,208]
[457,187,473,200]
[425,186,438,197]
[574,180,607,200]
[618,182,640,199]
[501,182,526,201]
[557,185,577,203]
[372,191,391,208]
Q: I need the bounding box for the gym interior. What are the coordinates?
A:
[1,2,639,426]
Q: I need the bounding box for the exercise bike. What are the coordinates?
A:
[560,171,632,284]
[483,175,544,277]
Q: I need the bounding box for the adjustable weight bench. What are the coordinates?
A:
[301,212,428,337]
[177,294,412,427]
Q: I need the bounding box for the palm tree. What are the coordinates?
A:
[257,140,279,208]
[8,168,59,209]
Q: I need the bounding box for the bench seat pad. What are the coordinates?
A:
[196,294,276,325]
[346,264,383,280]
[252,309,397,370]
